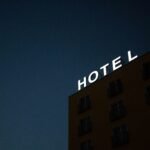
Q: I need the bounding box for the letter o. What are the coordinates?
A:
[88,71,99,84]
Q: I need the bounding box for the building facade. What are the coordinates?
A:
[69,52,150,150]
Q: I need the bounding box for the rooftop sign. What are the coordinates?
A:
[77,50,138,91]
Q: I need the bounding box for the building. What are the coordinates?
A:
[69,52,150,150]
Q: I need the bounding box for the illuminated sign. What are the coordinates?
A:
[77,50,138,91]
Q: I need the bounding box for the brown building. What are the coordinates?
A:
[69,52,150,150]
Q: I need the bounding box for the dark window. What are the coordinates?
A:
[143,62,150,80]
[80,140,93,150]
[145,86,150,105]
[78,96,91,113]
[109,101,126,122]
[112,124,129,148]
[79,116,92,136]
[107,79,123,98]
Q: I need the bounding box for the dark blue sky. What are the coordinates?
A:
[0,0,149,149]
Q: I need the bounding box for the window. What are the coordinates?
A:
[79,116,92,136]
[143,62,150,80]
[145,86,150,105]
[78,96,91,113]
[107,79,123,98]
[112,124,129,148]
[80,140,93,150]
[109,101,126,122]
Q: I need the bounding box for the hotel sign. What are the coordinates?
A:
[77,50,138,91]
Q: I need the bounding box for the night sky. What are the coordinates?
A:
[0,0,149,149]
